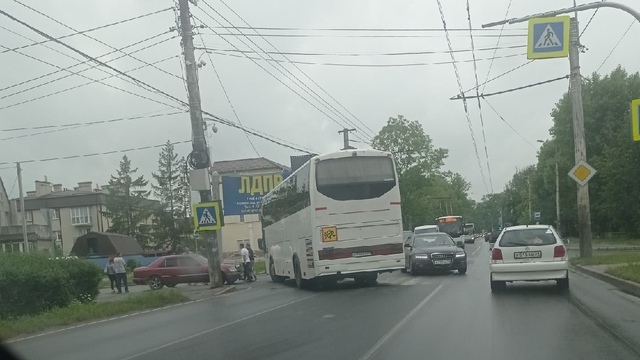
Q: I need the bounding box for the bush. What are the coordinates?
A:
[0,253,102,319]
[126,258,140,272]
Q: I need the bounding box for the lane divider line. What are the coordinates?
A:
[358,284,443,360]
[120,294,319,360]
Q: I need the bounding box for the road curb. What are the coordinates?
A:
[571,265,640,298]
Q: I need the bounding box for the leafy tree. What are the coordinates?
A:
[104,155,152,247]
[371,115,448,176]
[151,142,191,251]
[371,115,472,229]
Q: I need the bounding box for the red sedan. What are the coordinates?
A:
[133,254,242,290]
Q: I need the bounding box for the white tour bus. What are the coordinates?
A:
[259,149,404,288]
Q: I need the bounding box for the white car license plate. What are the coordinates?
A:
[433,260,451,265]
[514,251,542,259]
[352,251,372,257]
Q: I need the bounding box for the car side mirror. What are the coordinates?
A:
[404,243,412,248]
[258,238,265,251]
[456,241,465,248]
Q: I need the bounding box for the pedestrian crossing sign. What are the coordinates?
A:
[527,16,570,59]
[632,99,640,142]
[193,201,223,231]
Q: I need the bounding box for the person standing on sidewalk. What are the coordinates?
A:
[239,244,252,282]
[104,257,117,293]
[113,252,129,294]
[246,243,257,281]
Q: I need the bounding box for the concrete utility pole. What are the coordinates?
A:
[338,128,356,150]
[528,179,532,223]
[178,0,223,287]
[555,147,561,236]
[568,18,592,257]
[17,162,28,253]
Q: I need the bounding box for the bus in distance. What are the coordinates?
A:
[436,215,473,243]
[260,149,404,288]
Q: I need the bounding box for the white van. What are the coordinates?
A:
[414,225,439,235]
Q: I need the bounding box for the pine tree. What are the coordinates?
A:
[104,155,152,247]
[151,141,191,251]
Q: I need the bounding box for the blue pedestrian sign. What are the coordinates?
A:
[193,201,223,231]
[534,212,541,221]
[527,16,570,59]
[632,99,640,142]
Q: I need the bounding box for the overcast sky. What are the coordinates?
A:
[1,0,638,201]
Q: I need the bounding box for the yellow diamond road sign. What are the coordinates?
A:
[568,160,596,186]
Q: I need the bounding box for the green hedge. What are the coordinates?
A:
[0,253,102,319]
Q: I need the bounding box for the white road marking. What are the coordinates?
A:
[121,294,318,360]
[472,245,483,256]
[400,278,423,286]
[358,284,443,360]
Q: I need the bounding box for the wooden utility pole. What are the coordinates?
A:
[17,162,28,253]
[338,128,356,150]
[569,17,592,257]
[178,0,223,287]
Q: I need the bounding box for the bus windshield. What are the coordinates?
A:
[437,217,464,238]
[316,156,395,201]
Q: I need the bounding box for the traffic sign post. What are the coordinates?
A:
[534,212,541,221]
[193,201,224,231]
[527,16,570,59]
[632,99,640,141]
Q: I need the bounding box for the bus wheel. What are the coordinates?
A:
[293,256,304,289]
[269,259,285,283]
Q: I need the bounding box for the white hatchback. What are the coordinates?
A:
[489,225,568,292]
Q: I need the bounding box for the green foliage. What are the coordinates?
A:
[104,155,153,247]
[476,66,640,238]
[570,252,640,266]
[606,264,640,284]
[0,254,102,319]
[150,142,194,251]
[372,115,472,230]
[126,259,140,272]
[0,289,188,340]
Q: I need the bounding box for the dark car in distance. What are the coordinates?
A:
[133,254,242,290]
[403,232,467,275]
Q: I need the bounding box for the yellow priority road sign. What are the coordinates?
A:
[568,160,596,187]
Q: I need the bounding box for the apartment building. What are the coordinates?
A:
[7,180,156,255]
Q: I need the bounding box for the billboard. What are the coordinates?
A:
[222,172,289,215]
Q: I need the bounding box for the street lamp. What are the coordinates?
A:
[537,139,561,235]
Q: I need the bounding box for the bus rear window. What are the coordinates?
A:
[316,156,396,201]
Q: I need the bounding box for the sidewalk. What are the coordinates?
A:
[572,263,640,298]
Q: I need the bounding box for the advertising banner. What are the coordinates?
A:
[221,172,289,215]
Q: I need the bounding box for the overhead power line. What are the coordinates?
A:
[454,60,535,99]
[204,26,527,32]
[466,0,493,193]
[0,8,317,156]
[0,30,173,94]
[194,43,526,57]
[0,6,172,54]
[580,8,600,37]
[596,20,635,73]
[193,17,260,157]
[217,0,375,138]
[0,140,192,166]
[483,99,537,150]
[12,0,183,82]
[198,32,527,39]
[436,0,488,193]
[450,75,569,100]
[1,111,185,141]
[193,8,370,142]
[482,0,513,94]
[0,28,176,102]
[200,48,525,67]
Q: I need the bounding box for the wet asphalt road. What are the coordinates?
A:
[6,240,640,360]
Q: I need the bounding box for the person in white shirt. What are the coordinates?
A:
[239,244,252,282]
[113,252,129,294]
